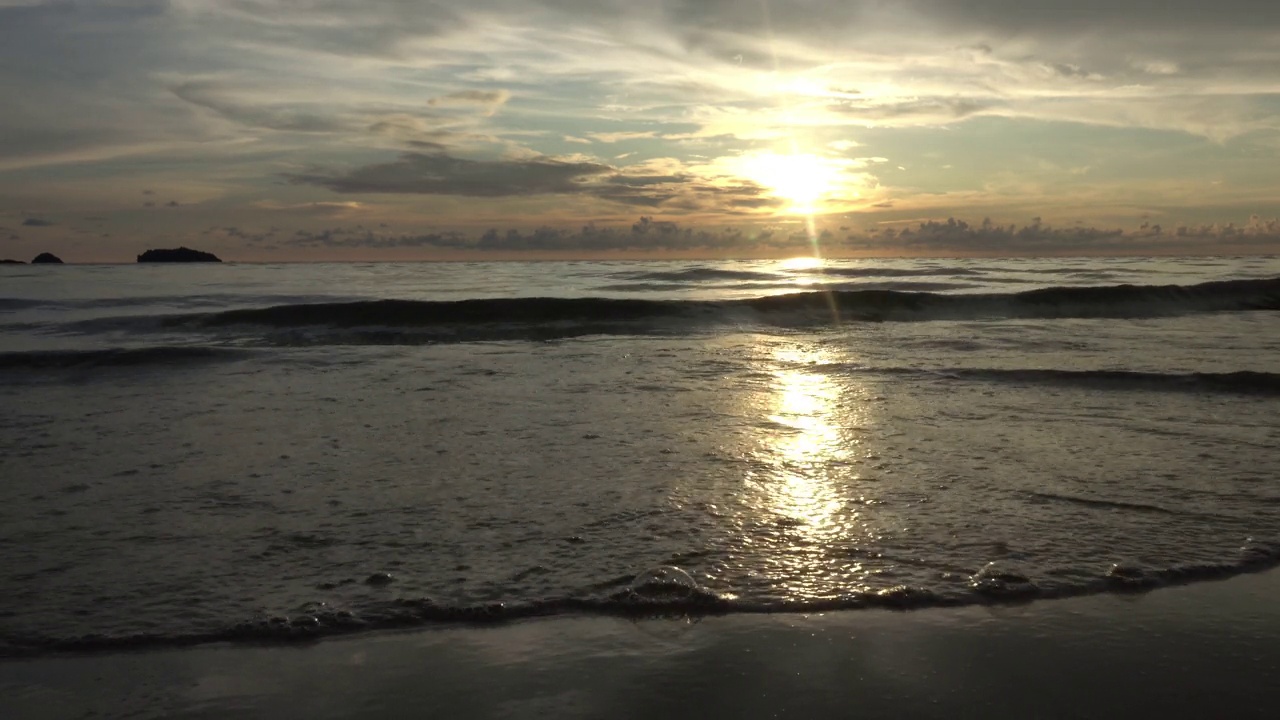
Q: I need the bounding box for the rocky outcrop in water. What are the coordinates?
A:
[31,253,63,264]
[137,247,222,263]
[1,259,24,264]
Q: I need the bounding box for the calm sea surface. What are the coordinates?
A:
[2,256,1280,654]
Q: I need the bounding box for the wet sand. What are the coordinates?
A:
[4,569,1279,719]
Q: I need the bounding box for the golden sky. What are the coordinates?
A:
[2,0,1279,260]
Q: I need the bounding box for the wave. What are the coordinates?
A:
[837,367,1280,397]
[3,544,1277,658]
[815,267,985,279]
[14,277,1276,347]
[0,346,252,370]
[1025,491,1224,518]
[2,293,368,312]
[161,278,1280,342]
[596,280,981,294]
[613,268,774,282]
[615,266,985,282]
[0,298,43,311]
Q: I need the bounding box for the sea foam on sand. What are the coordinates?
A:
[4,569,1279,720]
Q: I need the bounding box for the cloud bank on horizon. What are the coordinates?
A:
[1,0,1279,260]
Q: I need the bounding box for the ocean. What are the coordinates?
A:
[2,256,1280,656]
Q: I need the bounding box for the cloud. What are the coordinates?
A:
[363,114,508,152]
[286,227,470,249]
[586,131,659,143]
[429,89,510,115]
[829,96,999,123]
[174,0,469,59]
[272,214,1280,255]
[288,151,614,196]
[282,216,793,252]
[904,0,1280,33]
[167,77,512,152]
[21,217,53,226]
[430,89,509,105]
[852,215,1280,254]
[251,200,370,216]
[171,81,351,133]
[287,150,784,213]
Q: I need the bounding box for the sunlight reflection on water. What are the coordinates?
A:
[728,341,882,599]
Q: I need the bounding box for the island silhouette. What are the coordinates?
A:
[137,247,221,263]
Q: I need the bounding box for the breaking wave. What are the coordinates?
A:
[159,277,1280,344]
[3,545,1277,658]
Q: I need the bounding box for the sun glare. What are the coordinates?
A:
[732,152,846,214]
[779,256,824,271]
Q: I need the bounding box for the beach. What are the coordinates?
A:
[4,569,1280,719]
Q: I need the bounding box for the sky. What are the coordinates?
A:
[2,0,1280,261]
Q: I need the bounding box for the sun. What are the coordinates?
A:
[733,152,846,214]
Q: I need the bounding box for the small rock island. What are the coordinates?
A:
[137,247,222,263]
[31,252,64,264]
[1,259,24,264]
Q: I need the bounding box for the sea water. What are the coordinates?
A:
[2,256,1279,654]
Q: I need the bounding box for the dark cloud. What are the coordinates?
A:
[860,217,1122,253]
[289,151,779,213]
[852,216,1280,254]
[141,213,1280,255]
[207,225,279,245]
[282,217,793,252]
[286,227,470,249]
[591,175,778,212]
[289,151,614,196]
[21,218,53,227]
[603,174,689,187]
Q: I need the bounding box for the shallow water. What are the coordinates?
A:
[2,256,1280,654]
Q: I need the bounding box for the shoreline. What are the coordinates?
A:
[4,570,1280,719]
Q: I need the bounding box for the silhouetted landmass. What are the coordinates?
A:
[1,259,24,264]
[137,247,222,263]
[31,253,64,264]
